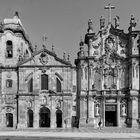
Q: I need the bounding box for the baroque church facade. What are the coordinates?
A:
[0,12,76,128]
[75,6,140,128]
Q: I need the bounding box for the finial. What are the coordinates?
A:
[42,34,48,45]
[34,44,37,52]
[63,52,66,60]
[79,36,84,46]
[14,11,19,18]
[100,16,105,29]
[42,44,46,50]
[130,15,137,27]
[52,44,55,53]
[113,15,120,29]
[87,18,93,33]
[128,15,137,32]
[67,54,70,62]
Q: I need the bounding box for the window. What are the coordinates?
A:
[6,40,13,58]
[41,74,48,90]
[6,79,12,88]
[28,78,33,92]
[56,78,61,92]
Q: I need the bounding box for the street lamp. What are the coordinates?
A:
[137,33,140,126]
[137,33,140,95]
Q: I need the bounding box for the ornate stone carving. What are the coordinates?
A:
[39,52,49,65]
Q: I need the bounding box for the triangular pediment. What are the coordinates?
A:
[18,48,72,67]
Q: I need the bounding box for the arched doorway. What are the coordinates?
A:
[27,109,33,127]
[39,107,50,127]
[6,113,13,127]
[56,109,62,128]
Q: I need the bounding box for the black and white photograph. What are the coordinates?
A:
[0,0,140,139]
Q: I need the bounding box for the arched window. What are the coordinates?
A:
[41,74,48,90]
[56,78,61,92]
[28,78,33,92]
[6,40,13,58]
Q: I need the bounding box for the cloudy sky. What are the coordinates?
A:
[0,0,140,64]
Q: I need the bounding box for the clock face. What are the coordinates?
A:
[39,52,49,65]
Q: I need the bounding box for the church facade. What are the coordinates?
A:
[75,7,140,128]
[0,12,76,128]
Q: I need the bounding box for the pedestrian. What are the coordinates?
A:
[98,120,102,129]
[64,119,67,128]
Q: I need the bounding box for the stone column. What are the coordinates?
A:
[117,96,121,127]
[51,96,56,128]
[102,92,105,127]
[34,97,39,128]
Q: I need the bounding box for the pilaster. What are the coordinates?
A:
[127,90,139,128]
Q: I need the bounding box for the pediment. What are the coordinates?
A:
[18,49,72,67]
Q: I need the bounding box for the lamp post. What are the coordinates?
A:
[137,33,140,95]
[137,33,140,125]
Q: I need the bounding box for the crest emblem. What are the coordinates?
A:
[39,52,49,65]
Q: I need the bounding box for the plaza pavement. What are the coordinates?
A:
[0,127,140,139]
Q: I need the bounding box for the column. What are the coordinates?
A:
[117,96,121,127]
[102,92,105,127]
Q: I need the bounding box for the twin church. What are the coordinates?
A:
[0,4,140,129]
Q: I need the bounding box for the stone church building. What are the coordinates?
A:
[75,5,140,128]
[0,12,76,128]
[1,5,140,129]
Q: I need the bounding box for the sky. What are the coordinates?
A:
[0,0,140,64]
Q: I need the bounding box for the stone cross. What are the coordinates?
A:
[104,3,115,24]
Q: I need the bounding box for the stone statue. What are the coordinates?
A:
[114,15,120,29]
[95,104,100,116]
[121,104,126,116]
[100,16,105,29]
[87,19,93,33]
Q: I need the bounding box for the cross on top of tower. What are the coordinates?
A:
[104,3,115,24]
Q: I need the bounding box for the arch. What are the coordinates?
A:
[27,109,33,127]
[6,113,13,127]
[56,109,62,128]
[6,40,13,58]
[39,107,50,127]
[41,74,48,90]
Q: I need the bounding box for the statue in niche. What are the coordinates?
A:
[121,104,127,116]
[95,104,100,116]
[27,100,32,108]
[41,96,47,105]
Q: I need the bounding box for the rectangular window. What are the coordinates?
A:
[41,74,48,90]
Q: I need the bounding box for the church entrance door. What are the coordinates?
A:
[105,105,117,126]
[56,109,62,128]
[6,113,13,127]
[39,107,50,127]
